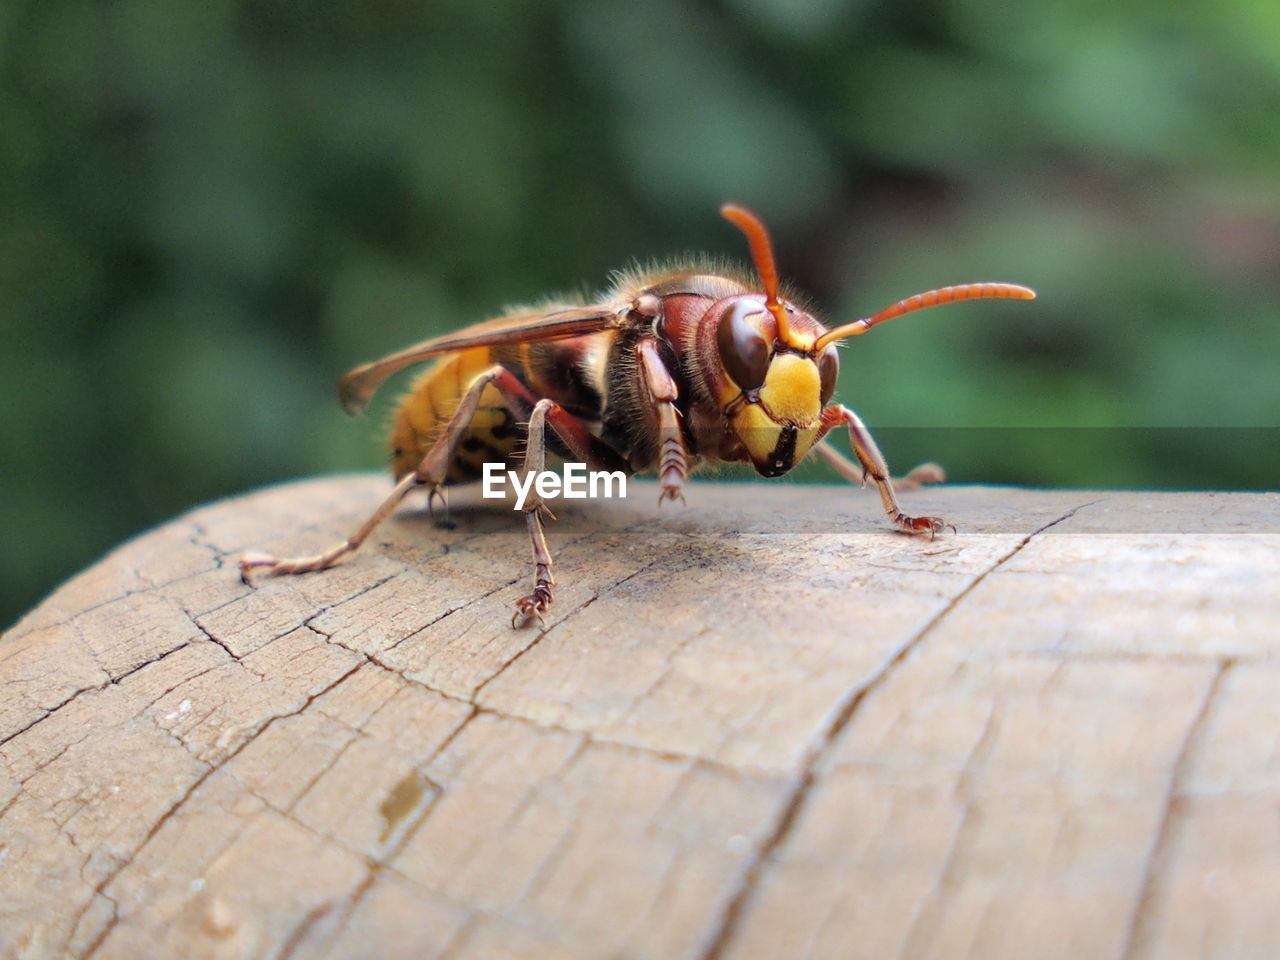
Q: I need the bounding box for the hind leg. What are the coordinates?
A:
[241,364,527,582]
[241,367,634,631]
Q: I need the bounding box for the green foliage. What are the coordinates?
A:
[3,0,1278,626]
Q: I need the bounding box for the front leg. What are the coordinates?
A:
[636,339,690,504]
[817,405,953,537]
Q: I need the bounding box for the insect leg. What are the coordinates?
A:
[503,396,634,627]
[240,364,530,582]
[636,339,690,504]
[510,398,557,627]
[817,406,954,537]
[812,441,946,492]
[239,472,421,581]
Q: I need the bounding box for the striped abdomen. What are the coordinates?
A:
[387,335,608,484]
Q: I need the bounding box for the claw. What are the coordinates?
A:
[511,605,543,629]
[512,583,554,629]
[239,551,279,585]
[658,485,687,506]
[425,486,447,518]
[896,514,954,539]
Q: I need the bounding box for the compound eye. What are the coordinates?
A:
[818,345,839,405]
[717,300,770,392]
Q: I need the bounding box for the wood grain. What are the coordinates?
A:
[2,477,1278,959]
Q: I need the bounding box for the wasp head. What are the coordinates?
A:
[715,202,1036,478]
[712,296,838,477]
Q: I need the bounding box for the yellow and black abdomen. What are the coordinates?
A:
[386,334,608,484]
[388,346,521,483]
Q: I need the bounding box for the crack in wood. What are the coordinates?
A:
[4,571,222,647]
[321,645,756,778]
[1120,658,1232,960]
[214,570,406,662]
[304,527,605,661]
[0,640,197,750]
[273,899,341,960]
[72,660,369,959]
[435,914,481,960]
[134,651,235,721]
[282,707,481,953]
[183,608,241,662]
[470,556,664,703]
[374,570,525,654]
[499,739,594,905]
[896,699,1001,957]
[186,524,227,568]
[328,642,777,781]
[365,524,613,658]
[696,497,1104,960]
[609,626,713,734]
[2,516,246,643]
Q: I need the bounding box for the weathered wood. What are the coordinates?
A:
[2,477,1278,960]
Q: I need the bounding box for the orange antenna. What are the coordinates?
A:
[720,203,796,346]
[814,282,1037,352]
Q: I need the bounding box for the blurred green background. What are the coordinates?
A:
[4,0,1279,627]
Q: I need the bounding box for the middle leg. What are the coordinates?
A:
[508,397,633,627]
[636,338,691,504]
[813,442,946,493]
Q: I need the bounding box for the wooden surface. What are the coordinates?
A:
[2,476,1279,960]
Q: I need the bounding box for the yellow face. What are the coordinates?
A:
[716,299,839,477]
[730,355,823,476]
